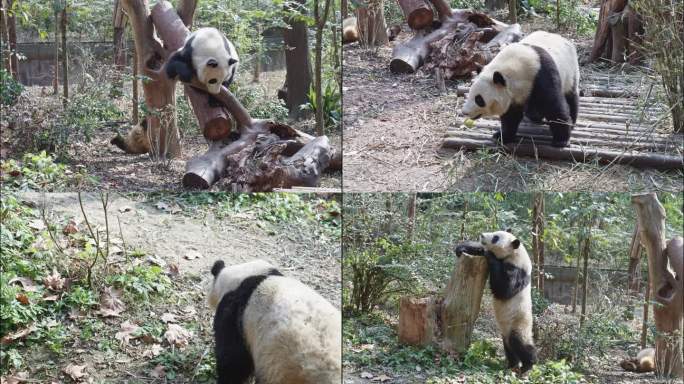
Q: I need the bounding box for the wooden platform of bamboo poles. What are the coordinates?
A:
[444,90,683,170]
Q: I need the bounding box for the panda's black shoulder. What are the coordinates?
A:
[165,36,196,82]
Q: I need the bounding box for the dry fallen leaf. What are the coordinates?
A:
[15,293,29,305]
[43,269,65,291]
[63,363,87,381]
[142,344,164,358]
[160,313,177,324]
[115,321,141,345]
[28,219,45,231]
[372,374,392,382]
[351,344,375,352]
[168,263,179,276]
[95,287,126,317]
[164,323,192,347]
[0,324,36,345]
[62,220,79,235]
[43,294,60,302]
[0,371,29,384]
[8,277,38,292]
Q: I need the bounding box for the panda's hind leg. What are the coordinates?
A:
[508,331,537,374]
[503,336,521,369]
[565,90,579,124]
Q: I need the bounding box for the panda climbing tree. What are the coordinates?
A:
[109,0,339,191]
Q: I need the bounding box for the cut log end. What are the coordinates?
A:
[390,59,417,74]
[182,172,211,189]
[204,118,232,141]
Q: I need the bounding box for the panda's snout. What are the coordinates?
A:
[207,59,219,68]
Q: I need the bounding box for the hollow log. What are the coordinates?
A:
[442,253,488,353]
[632,193,683,379]
[398,0,434,30]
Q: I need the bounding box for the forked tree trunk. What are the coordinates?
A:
[632,193,683,379]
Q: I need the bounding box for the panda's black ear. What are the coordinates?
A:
[211,260,225,277]
[493,71,506,87]
[228,58,238,66]
[511,239,520,249]
[505,228,512,233]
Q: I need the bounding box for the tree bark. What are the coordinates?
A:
[508,0,517,24]
[53,8,59,94]
[485,0,507,10]
[0,0,9,75]
[532,193,545,292]
[572,233,582,313]
[580,225,591,326]
[132,46,139,124]
[398,296,438,345]
[313,0,332,136]
[397,0,434,31]
[113,0,127,94]
[627,225,643,294]
[590,0,641,64]
[406,193,417,243]
[632,193,683,379]
[442,254,488,352]
[356,1,389,48]
[640,278,650,349]
[60,3,68,106]
[283,0,312,119]
[6,0,16,79]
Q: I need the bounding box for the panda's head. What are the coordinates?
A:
[190,28,239,94]
[207,259,275,309]
[461,70,511,119]
[480,229,520,260]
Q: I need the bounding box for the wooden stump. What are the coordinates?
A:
[442,254,488,352]
[632,193,683,379]
[398,0,434,30]
[398,296,439,345]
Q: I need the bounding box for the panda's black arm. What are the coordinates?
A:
[165,50,194,83]
[489,261,530,300]
[454,241,486,257]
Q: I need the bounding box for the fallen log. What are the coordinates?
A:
[442,137,684,170]
[398,0,434,30]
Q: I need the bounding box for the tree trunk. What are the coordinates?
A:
[640,278,650,349]
[572,234,582,313]
[532,193,545,292]
[580,226,591,326]
[397,0,434,31]
[6,0,16,79]
[132,47,139,124]
[0,0,9,75]
[60,3,68,106]
[627,225,643,293]
[314,0,332,136]
[120,0,181,159]
[407,193,417,243]
[356,1,389,48]
[442,254,488,352]
[398,296,438,345]
[590,0,641,64]
[283,0,312,119]
[53,8,59,94]
[508,0,517,24]
[632,193,683,379]
[341,0,348,19]
[113,1,127,94]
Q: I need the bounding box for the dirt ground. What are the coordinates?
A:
[342,32,683,193]
[15,192,341,382]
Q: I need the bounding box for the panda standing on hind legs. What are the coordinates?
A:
[461,31,580,148]
[455,229,537,374]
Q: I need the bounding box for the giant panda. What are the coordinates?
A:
[455,229,537,373]
[207,259,341,384]
[166,27,239,94]
[110,119,150,154]
[461,31,580,148]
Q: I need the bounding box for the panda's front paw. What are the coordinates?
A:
[492,131,515,145]
[455,245,466,257]
[551,140,569,148]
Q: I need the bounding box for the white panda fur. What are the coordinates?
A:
[455,229,537,373]
[166,27,239,94]
[461,30,580,148]
[208,259,341,384]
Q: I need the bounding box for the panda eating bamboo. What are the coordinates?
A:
[455,229,538,373]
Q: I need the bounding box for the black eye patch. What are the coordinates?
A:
[208,79,218,84]
[492,235,499,243]
[475,95,485,107]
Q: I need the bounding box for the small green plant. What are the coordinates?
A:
[531,288,550,315]
[461,340,501,369]
[0,68,23,106]
[232,82,289,122]
[1,151,86,191]
[304,81,341,130]
[106,265,171,301]
[527,359,584,383]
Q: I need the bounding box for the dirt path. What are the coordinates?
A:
[342,41,682,193]
[21,192,341,306]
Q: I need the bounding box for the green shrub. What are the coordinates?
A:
[531,287,550,315]
[304,81,341,130]
[232,83,289,122]
[0,68,23,106]
[1,151,82,191]
[461,340,501,369]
